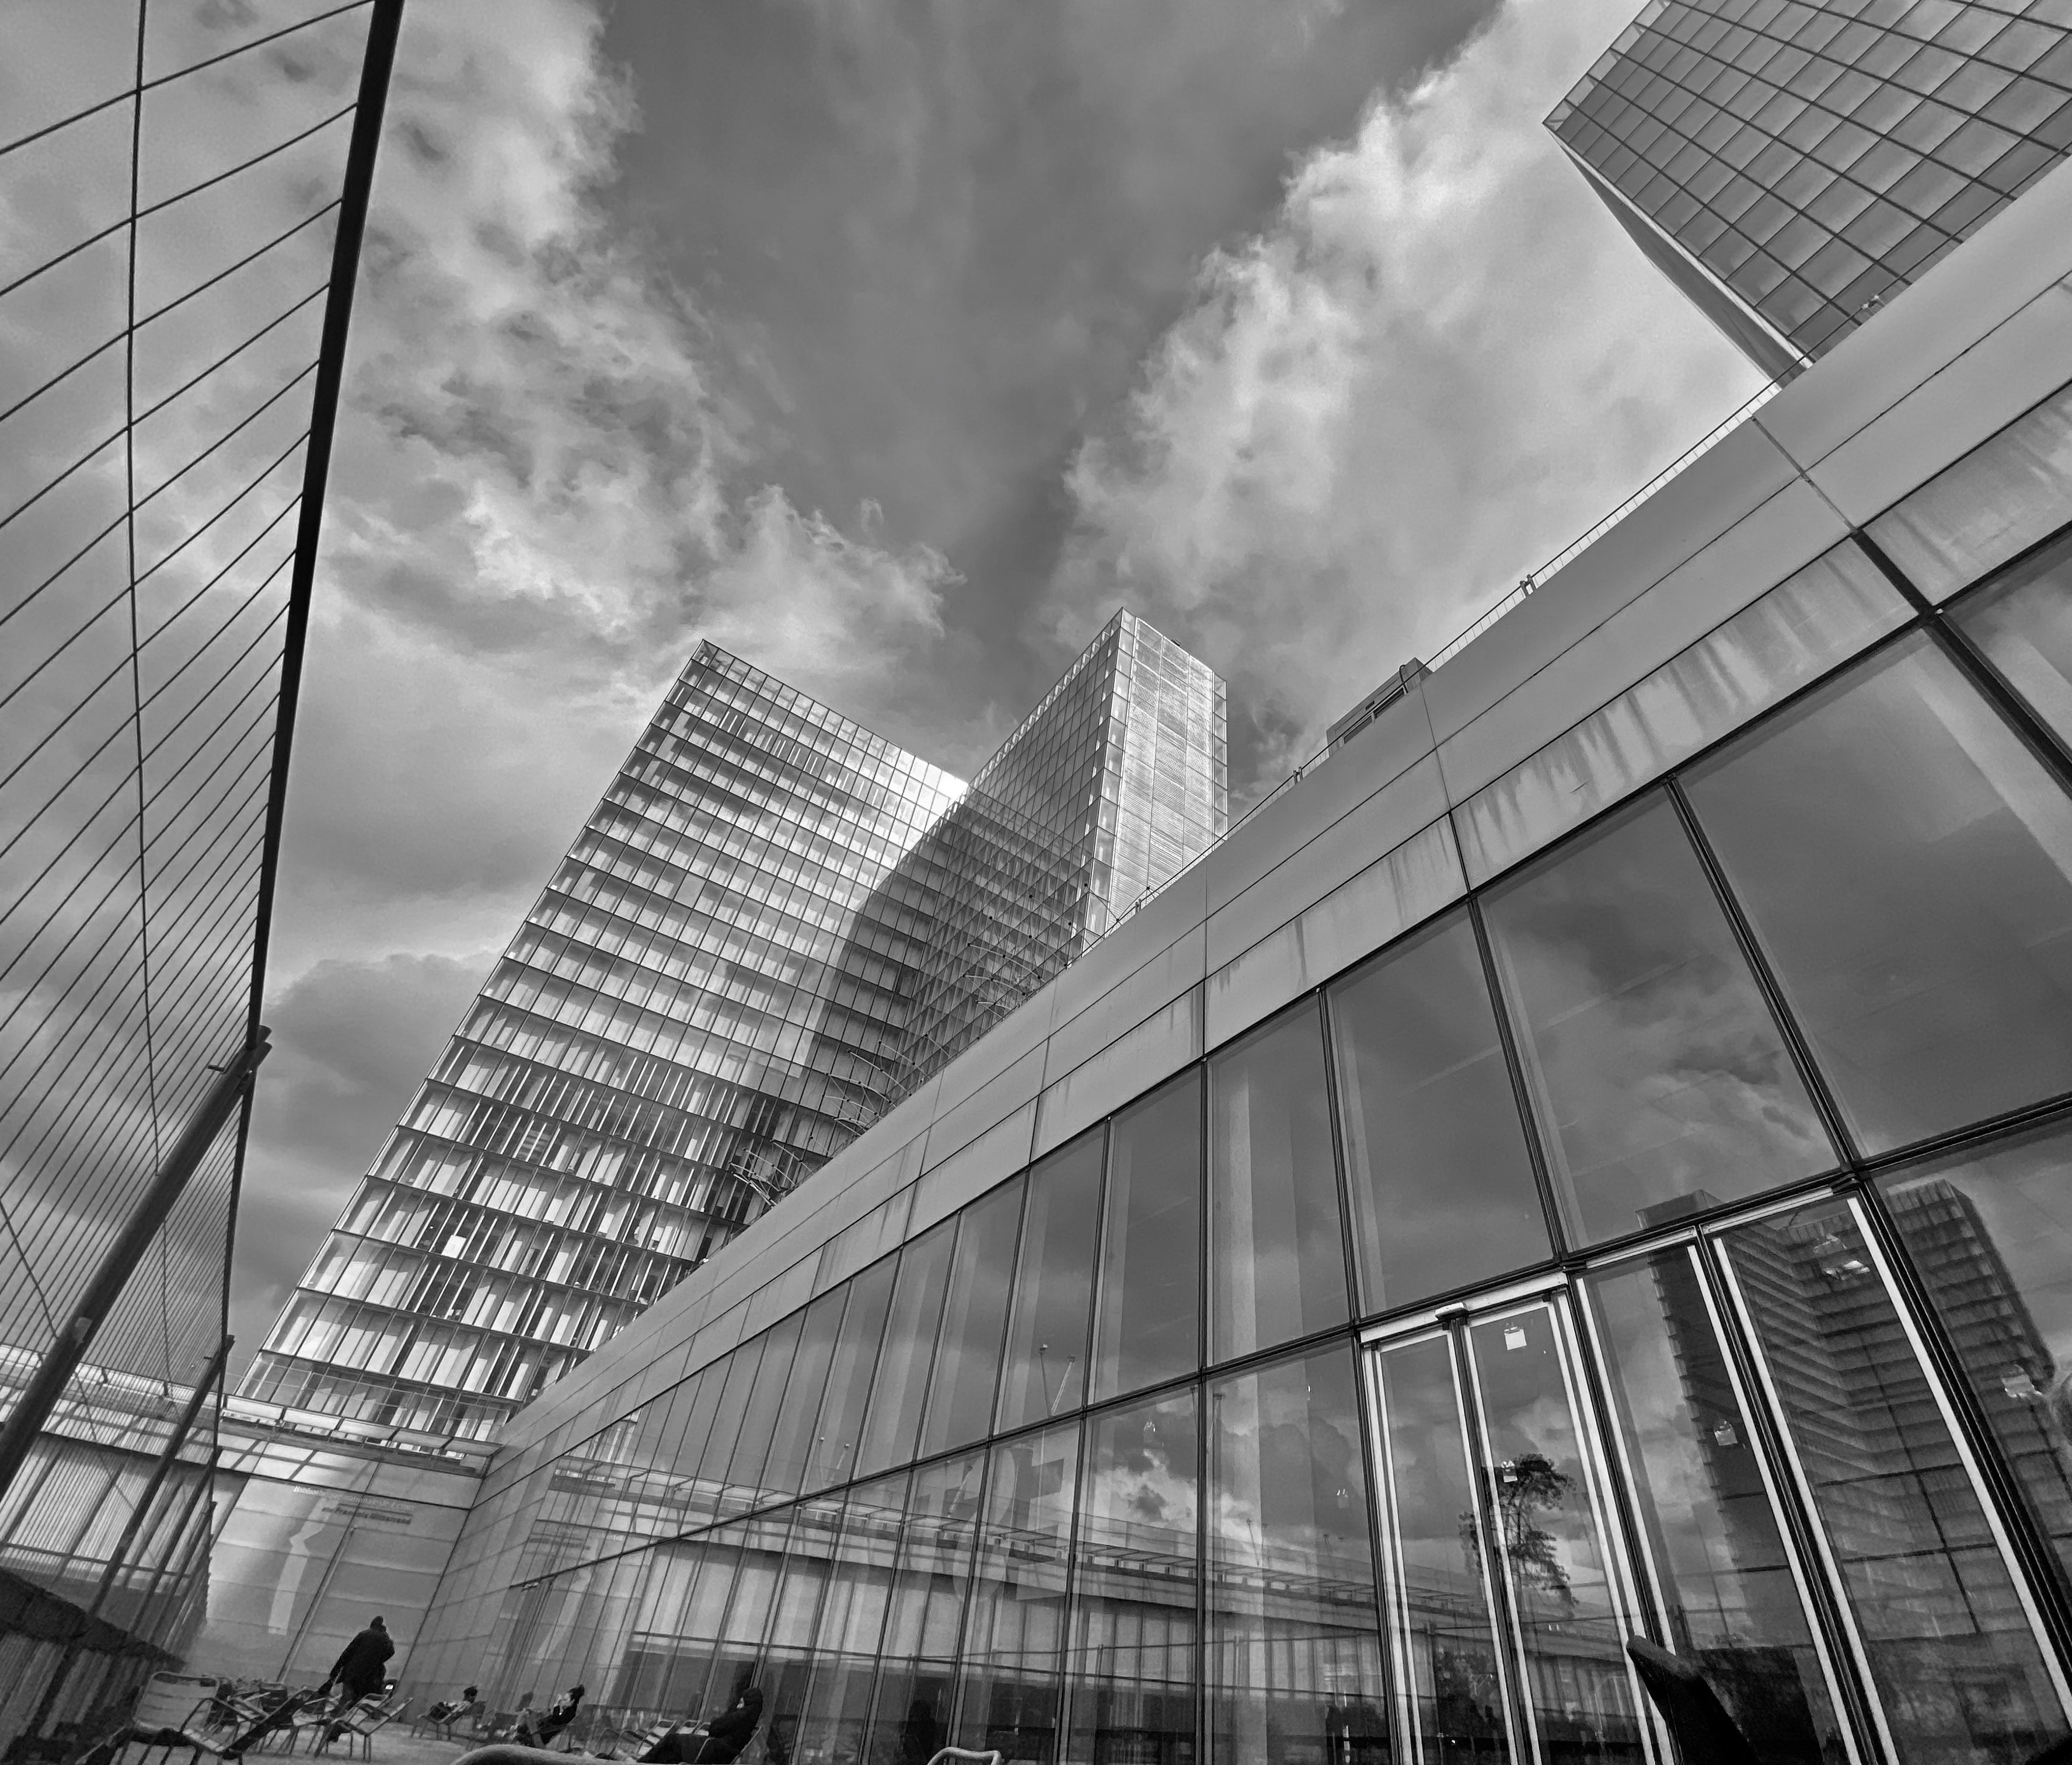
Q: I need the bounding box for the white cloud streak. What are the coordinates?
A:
[1049,0,1765,784]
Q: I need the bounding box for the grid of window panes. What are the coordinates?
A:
[407,384,2072,1765]
[1549,0,2072,361]
[242,644,965,1439]
[893,787,1089,1093]
[971,612,1226,937]
[896,616,1226,1091]
[1104,615,1228,918]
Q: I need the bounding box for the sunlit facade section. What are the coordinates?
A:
[397,159,2072,1765]
[897,612,1228,1087]
[243,646,964,1438]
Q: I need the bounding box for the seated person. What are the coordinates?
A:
[518,1684,584,1748]
[421,1688,483,1735]
[639,1682,762,1765]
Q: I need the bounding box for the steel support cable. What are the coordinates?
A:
[0,941,152,1152]
[132,284,328,437]
[0,0,375,162]
[0,102,357,308]
[140,518,299,652]
[0,233,328,434]
[141,616,291,776]
[132,453,304,599]
[0,529,294,804]
[0,839,256,1172]
[139,622,290,794]
[139,201,343,329]
[140,687,283,839]
[3,321,315,534]
[138,712,282,888]
[141,556,294,710]
[134,359,319,514]
[1,426,305,657]
[2,953,247,1240]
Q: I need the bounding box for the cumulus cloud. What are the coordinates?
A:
[1049,0,1766,789]
[235,0,964,1358]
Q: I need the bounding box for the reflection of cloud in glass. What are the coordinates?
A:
[1485,793,1829,1241]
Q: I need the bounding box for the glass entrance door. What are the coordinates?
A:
[1366,1295,1653,1765]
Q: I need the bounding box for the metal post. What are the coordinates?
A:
[0,1032,268,1502]
[88,1338,232,1624]
[132,1447,221,1651]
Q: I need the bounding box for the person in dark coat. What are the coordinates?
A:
[323,1616,395,1704]
[320,1616,395,1740]
[519,1684,585,1747]
[638,1680,763,1764]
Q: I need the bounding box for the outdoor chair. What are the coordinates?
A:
[313,1698,409,1762]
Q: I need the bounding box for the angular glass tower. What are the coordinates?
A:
[1548,0,2072,371]
[245,619,1225,1437]
[898,613,1227,1086]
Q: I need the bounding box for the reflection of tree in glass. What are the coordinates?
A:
[1458,1453,1575,1606]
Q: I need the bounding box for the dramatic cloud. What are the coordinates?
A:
[234,0,962,1361]
[1050,0,1766,788]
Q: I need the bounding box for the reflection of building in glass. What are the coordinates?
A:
[246,623,1226,1440]
[1548,0,2072,371]
[365,138,2072,1765]
[895,613,1226,1091]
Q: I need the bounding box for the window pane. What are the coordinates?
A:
[1482,790,1832,1245]
[919,1176,1025,1459]
[1877,1121,2072,1591]
[1952,528,2072,748]
[866,1452,986,1765]
[673,1363,731,1529]
[1209,1000,1350,1364]
[762,1292,846,1501]
[1868,385,2072,601]
[706,1508,794,1718]
[1327,909,1550,1313]
[697,1341,765,1505]
[1091,1071,1201,1404]
[807,1256,900,1492]
[1720,1200,2070,1765]
[998,1131,1105,1433]
[857,1222,955,1478]
[958,1419,1082,1765]
[1456,543,1907,882]
[1370,1334,1512,1765]
[725,1314,804,1515]
[1066,1390,1199,1765]
[618,1537,732,1715]
[1586,1250,1848,1765]
[765,1492,847,1764]
[1206,1344,1388,1765]
[790,1477,905,1765]
[1686,634,2072,1152]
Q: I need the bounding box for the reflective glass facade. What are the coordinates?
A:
[244,646,967,1439]
[899,613,1227,1086]
[248,625,1226,1440]
[1548,0,2072,369]
[404,383,2072,1765]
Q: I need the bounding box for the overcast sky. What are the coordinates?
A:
[231,0,1763,1372]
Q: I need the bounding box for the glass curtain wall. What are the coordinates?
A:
[416,442,2072,1765]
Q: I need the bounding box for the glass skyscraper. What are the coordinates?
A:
[244,622,1226,1439]
[1547,0,2072,371]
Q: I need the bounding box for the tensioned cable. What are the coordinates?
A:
[117,0,175,1391]
[2,427,306,646]
[0,229,329,432]
[0,0,374,163]
[0,526,296,801]
[0,102,357,308]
